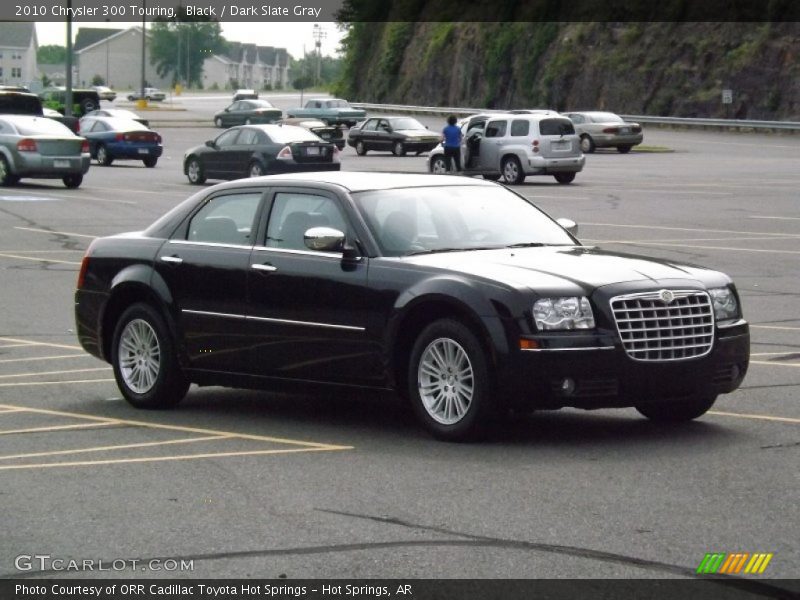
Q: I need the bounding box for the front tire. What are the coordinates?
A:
[63,174,83,188]
[392,141,406,156]
[636,393,718,422]
[96,144,113,166]
[408,319,494,441]
[249,161,264,177]
[214,117,223,128]
[502,156,525,185]
[430,156,448,174]
[111,303,189,409]
[554,172,576,184]
[617,145,633,154]
[355,140,367,156]
[186,157,206,184]
[580,135,596,153]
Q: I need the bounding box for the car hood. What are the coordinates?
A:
[401,246,727,293]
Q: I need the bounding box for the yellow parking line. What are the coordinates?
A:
[13,226,99,239]
[0,337,82,350]
[0,344,34,349]
[0,354,90,364]
[0,403,352,450]
[751,360,800,368]
[0,446,346,470]
[0,367,110,380]
[0,379,115,387]
[0,435,230,461]
[0,421,120,436]
[709,411,800,425]
[0,408,25,414]
[0,252,82,265]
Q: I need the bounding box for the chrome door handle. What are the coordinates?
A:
[161,255,183,264]
[251,263,277,272]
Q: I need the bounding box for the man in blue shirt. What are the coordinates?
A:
[442,114,463,173]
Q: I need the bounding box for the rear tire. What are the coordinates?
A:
[502,156,525,185]
[355,140,367,156]
[554,172,576,184]
[636,393,718,422]
[112,303,189,409]
[63,174,83,188]
[0,156,19,186]
[408,319,494,441]
[96,144,113,166]
[430,156,448,174]
[392,141,406,156]
[143,157,158,168]
[186,157,206,184]
[79,98,98,115]
[249,161,264,178]
[617,145,633,154]
[580,135,596,153]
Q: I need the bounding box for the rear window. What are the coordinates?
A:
[510,120,530,136]
[0,94,42,115]
[12,117,74,136]
[267,127,323,143]
[539,118,575,136]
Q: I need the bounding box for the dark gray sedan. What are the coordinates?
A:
[0,115,90,188]
[213,99,282,128]
[562,111,643,153]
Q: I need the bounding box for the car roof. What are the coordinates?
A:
[84,116,149,129]
[0,114,74,133]
[220,171,495,193]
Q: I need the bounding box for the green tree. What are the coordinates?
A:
[91,75,105,86]
[38,45,66,64]
[149,8,226,87]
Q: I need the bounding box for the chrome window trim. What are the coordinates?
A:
[181,309,364,332]
[169,240,253,251]
[253,245,342,259]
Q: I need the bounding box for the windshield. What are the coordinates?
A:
[590,112,624,123]
[390,117,426,130]
[353,185,576,257]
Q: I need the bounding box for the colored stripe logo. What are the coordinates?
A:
[697,552,773,574]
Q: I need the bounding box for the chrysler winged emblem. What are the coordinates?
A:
[659,289,675,304]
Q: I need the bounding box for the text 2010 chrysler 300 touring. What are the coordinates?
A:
[74,172,749,441]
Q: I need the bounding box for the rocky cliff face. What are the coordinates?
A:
[335,21,800,120]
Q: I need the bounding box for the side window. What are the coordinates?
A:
[379,120,390,131]
[237,128,258,145]
[228,102,241,111]
[568,114,585,124]
[484,120,507,138]
[510,119,530,136]
[214,129,240,148]
[187,193,262,245]
[362,119,378,132]
[266,192,348,251]
[90,121,107,132]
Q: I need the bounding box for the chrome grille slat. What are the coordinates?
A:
[611,290,714,362]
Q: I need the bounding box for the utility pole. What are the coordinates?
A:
[65,0,73,116]
[139,0,146,107]
[312,24,326,87]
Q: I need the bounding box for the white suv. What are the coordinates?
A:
[429,113,585,184]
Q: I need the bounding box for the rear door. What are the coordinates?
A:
[479,119,508,170]
[155,188,265,373]
[357,118,379,149]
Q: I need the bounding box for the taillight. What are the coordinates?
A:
[532,139,540,153]
[602,127,619,134]
[115,133,124,141]
[632,126,642,133]
[76,239,98,289]
[155,134,162,143]
[277,146,293,160]
[17,138,37,152]
[80,139,89,153]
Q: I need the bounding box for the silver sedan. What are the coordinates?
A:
[0,115,90,188]
[562,111,643,153]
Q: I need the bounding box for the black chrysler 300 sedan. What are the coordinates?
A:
[74,172,749,441]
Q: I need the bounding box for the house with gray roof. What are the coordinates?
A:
[202,44,290,90]
[0,23,38,87]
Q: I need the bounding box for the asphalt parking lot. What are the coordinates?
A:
[1,94,798,584]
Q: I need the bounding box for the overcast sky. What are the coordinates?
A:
[35,22,346,59]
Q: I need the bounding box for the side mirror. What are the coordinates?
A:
[556,218,578,237]
[205,140,215,148]
[304,227,345,252]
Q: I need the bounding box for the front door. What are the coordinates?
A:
[246,188,380,385]
[479,118,508,172]
[204,128,243,180]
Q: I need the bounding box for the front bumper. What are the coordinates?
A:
[500,321,749,410]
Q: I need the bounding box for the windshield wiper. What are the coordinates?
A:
[406,246,500,256]
[505,242,547,248]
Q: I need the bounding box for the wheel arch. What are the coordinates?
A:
[100,267,179,364]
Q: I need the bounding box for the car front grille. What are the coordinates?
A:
[610,290,714,361]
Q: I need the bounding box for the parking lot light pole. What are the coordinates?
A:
[139,0,147,109]
[65,0,73,117]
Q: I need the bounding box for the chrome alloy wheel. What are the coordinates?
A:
[118,318,161,394]
[430,157,448,174]
[503,158,520,183]
[187,160,201,182]
[417,337,474,425]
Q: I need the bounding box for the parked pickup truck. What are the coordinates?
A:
[285,98,366,127]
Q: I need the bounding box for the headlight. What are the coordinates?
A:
[533,297,595,331]
[709,287,739,321]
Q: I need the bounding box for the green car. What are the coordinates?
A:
[213,99,282,128]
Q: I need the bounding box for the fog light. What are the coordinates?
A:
[560,378,576,396]
[731,364,741,381]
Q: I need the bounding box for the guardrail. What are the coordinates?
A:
[350,103,800,132]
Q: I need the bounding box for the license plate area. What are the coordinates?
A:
[137,148,149,155]
[305,147,321,156]
[551,140,570,151]
[53,160,70,168]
